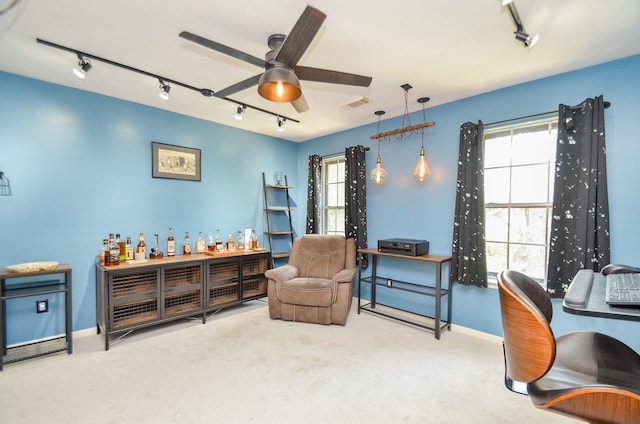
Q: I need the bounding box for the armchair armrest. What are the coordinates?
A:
[332,267,356,284]
[264,264,299,284]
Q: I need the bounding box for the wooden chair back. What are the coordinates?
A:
[498,270,556,384]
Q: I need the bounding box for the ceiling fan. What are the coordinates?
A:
[179,5,372,113]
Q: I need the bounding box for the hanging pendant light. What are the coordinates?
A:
[370,111,387,184]
[414,97,431,181]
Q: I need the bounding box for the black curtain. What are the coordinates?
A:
[305,154,322,234]
[450,121,488,288]
[546,96,610,297]
[345,146,368,268]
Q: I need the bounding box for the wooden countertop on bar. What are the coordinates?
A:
[97,250,268,271]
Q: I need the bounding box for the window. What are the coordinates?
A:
[321,157,345,236]
[484,118,557,286]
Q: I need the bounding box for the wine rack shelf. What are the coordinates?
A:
[96,251,269,350]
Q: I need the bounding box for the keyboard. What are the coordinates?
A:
[605,273,640,306]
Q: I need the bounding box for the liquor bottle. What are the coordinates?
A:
[196,231,206,254]
[236,230,245,250]
[249,228,259,250]
[215,229,223,251]
[183,231,192,255]
[108,233,120,265]
[167,227,175,257]
[207,235,216,252]
[99,238,108,264]
[136,232,147,258]
[226,233,235,251]
[116,234,126,263]
[150,233,163,259]
[125,236,134,261]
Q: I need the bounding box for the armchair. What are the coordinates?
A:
[264,234,356,325]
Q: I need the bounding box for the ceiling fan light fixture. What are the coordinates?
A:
[258,67,302,102]
[73,55,92,79]
[158,79,170,100]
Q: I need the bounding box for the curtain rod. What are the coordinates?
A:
[321,146,370,158]
[483,100,611,127]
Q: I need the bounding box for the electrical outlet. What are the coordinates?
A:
[36,299,48,313]
[386,279,393,287]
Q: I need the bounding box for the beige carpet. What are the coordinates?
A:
[0,300,577,423]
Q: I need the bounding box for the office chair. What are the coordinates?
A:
[498,270,640,423]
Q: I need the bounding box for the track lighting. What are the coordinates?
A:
[73,54,92,79]
[504,1,539,48]
[277,116,286,132]
[235,105,246,120]
[158,79,170,100]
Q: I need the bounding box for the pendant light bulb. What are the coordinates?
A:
[370,156,387,184]
[414,147,430,181]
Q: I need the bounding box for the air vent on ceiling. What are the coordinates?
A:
[345,97,371,108]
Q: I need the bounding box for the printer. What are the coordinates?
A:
[378,238,429,256]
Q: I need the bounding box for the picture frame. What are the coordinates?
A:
[151,142,201,181]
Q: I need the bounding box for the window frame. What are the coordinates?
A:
[483,117,558,288]
[320,156,346,236]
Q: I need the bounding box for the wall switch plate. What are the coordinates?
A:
[36,299,48,313]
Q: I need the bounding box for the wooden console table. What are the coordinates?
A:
[357,248,452,339]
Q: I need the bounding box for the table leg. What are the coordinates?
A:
[435,263,442,339]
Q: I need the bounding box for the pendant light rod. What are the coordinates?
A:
[370,84,435,141]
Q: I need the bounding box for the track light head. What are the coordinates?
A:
[73,55,92,79]
[505,1,538,49]
[235,105,246,120]
[277,116,286,132]
[158,79,170,100]
[515,31,539,48]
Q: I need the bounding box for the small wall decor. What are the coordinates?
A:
[152,142,201,181]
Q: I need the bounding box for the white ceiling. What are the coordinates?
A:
[1,0,639,142]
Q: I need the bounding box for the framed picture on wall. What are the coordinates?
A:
[151,142,201,181]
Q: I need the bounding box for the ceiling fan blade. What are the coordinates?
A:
[295,66,372,87]
[179,31,266,69]
[214,74,262,99]
[275,6,326,69]
[291,94,309,113]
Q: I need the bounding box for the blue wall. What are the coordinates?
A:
[297,55,640,352]
[1,55,639,352]
[0,73,298,344]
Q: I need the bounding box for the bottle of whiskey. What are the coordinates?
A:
[183,231,192,255]
[196,231,206,254]
[236,230,245,250]
[226,233,235,251]
[108,233,120,266]
[136,232,147,258]
[249,228,259,250]
[125,236,134,261]
[99,238,108,264]
[167,227,175,257]
[215,229,223,251]
[116,234,126,263]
